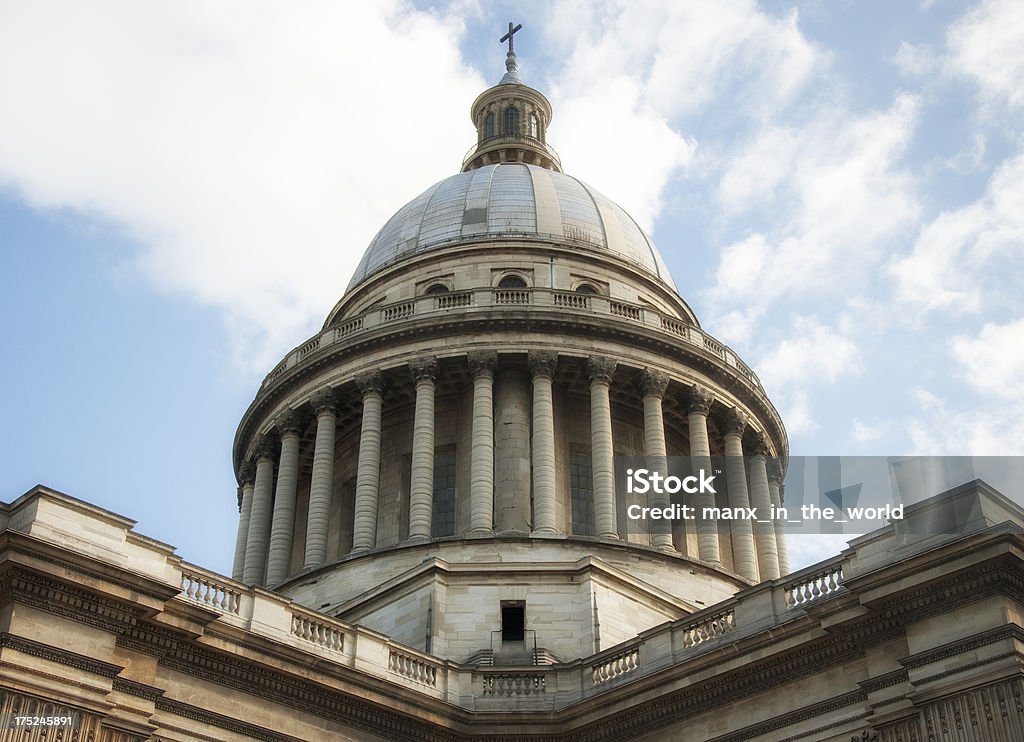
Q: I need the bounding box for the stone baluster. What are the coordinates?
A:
[686,385,721,565]
[352,371,384,552]
[231,462,255,581]
[722,407,758,582]
[408,357,439,541]
[469,351,497,535]
[530,351,558,535]
[769,461,791,575]
[304,388,339,569]
[587,356,618,539]
[641,368,674,551]
[747,432,780,580]
[243,435,276,584]
[266,410,303,586]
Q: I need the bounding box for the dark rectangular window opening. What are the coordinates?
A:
[570,452,595,536]
[501,602,525,643]
[432,449,457,538]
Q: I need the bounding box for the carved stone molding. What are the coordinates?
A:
[746,430,770,457]
[721,406,749,437]
[355,370,384,396]
[585,356,617,385]
[684,384,714,416]
[274,409,303,437]
[528,350,558,379]
[309,387,340,416]
[253,434,276,462]
[467,350,497,379]
[410,356,439,384]
[238,461,256,486]
[639,368,669,399]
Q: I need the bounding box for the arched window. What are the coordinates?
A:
[424,283,450,296]
[575,283,599,295]
[503,106,520,136]
[498,275,527,289]
[484,112,495,139]
[529,113,539,139]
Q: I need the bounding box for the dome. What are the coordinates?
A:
[347,163,676,291]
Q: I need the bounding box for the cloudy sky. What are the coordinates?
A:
[1,0,1022,574]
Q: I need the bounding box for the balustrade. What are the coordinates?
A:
[784,561,844,608]
[678,608,735,648]
[481,673,546,696]
[180,570,240,614]
[389,649,438,687]
[292,612,345,652]
[591,645,639,685]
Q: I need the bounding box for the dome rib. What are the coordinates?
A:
[345,164,677,292]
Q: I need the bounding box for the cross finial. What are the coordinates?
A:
[500,21,522,56]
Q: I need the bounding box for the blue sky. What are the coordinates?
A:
[1,1,1022,573]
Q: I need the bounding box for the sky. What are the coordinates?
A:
[1,0,1023,575]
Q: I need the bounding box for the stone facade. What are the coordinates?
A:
[3,41,1023,742]
[2,480,1024,740]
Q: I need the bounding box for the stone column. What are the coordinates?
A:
[686,385,721,565]
[231,462,255,581]
[242,436,276,584]
[723,408,758,582]
[641,368,674,551]
[494,366,531,533]
[530,351,558,535]
[469,351,496,535]
[587,356,618,539]
[408,357,439,541]
[266,410,303,586]
[351,371,384,552]
[747,432,780,580]
[303,388,338,569]
[769,461,791,575]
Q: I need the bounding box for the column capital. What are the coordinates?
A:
[746,430,770,457]
[767,457,784,485]
[310,387,340,416]
[410,356,439,384]
[238,461,256,486]
[468,350,497,379]
[684,384,714,416]
[275,409,304,437]
[639,368,669,399]
[355,370,384,396]
[253,434,276,462]
[585,356,617,385]
[721,406,749,437]
[528,350,558,379]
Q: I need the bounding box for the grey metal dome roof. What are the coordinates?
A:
[347,164,676,291]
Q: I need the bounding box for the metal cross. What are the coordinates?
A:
[500,21,523,55]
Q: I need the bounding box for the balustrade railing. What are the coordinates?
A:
[262,288,764,394]
[678,608,735,648]
[591,645,640,685]
[553,291,590,309]
[180,570,241,614]
[481,673,546,696]
[389,649,439,687]
[291,612,344,652]
[784,561,844,608]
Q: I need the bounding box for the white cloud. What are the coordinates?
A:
[754,317,863,436]
[894,41,938,78]
[946,0,1024,113]
[906,387,1024,455]
[950,318,1024,399]
[758,316,862,390]
[890,151,1024,316]
[541,0,825,232]
[0,2,484,368]
[852,419,886,444]
[702,95,920,359]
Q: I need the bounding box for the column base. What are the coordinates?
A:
[531,527,560,537]
[468,528,494,537]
